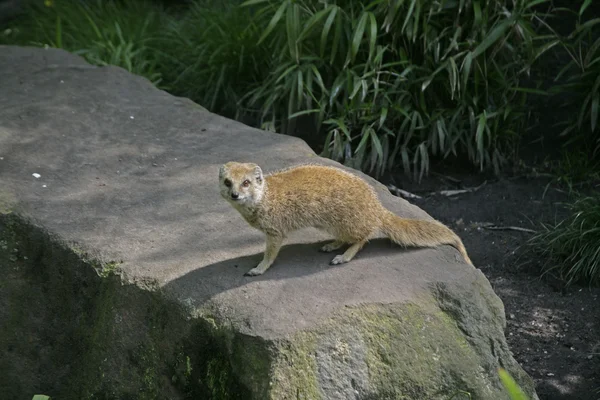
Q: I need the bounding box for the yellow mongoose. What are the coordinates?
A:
[219,162,473,276]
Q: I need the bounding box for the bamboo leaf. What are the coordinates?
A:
[330,10,342,65]
[371,131,384,159]
[355,127,371,153]
[241,0,269,6]
[320,6,338,58]
[476,113,487,168]
[401,0,416,34]
[324,118,351,139]
[289,109,321,118]
[473,1,482,27]
[462,53,473,90]
[525,0,549,9]
[297,70,303,107]
[379,107,388,128]
[591,92,599,132]
[580,0,592,16]
[286,3,300,61]
[472,17,515,58]
[329,73,345,106]
[258,0,289,45]
[349,12,369,65]
[298,6,332,42]
[310,65,326,92]
[368,12,377,63]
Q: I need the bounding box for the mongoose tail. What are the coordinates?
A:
[381,211,473,266]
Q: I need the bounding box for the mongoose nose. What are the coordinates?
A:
[231,192,239,200]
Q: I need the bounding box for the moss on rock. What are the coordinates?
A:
[0,212,537,400]
[265,300,536,400]
[0,214,254,399]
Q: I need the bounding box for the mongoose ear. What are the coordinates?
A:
[254,165,263,184]
[219,165,227,179]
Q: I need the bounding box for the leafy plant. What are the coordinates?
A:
[1,0,167,85]
[158,0,270,117]
[241,0,557,179]
[529,192,600,286]
[499,368,530,400]
[552,0,600,157]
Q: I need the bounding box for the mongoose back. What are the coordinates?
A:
[219,162,473,276]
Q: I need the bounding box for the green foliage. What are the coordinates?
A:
[548,150,600,191]
[553,1,600,156]
[529,192,600,286]
[241,0,555,179]
[32,396,51,400]
[158,0,270,117]
[0,0,584,180]
[1,0,167,85]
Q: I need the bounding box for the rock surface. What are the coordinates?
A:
[0,46,538,399]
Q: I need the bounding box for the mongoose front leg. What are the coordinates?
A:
[330,239,368,265]
[245,234,284,276]
[320,240,345,253]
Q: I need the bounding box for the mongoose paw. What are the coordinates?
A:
[320,243,336,253]
[244,266,265,277]
[329,255,348,265]
[320,241,344,253]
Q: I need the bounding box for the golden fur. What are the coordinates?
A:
[219,162,473,276]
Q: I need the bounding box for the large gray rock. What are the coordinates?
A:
[0,46,538,399]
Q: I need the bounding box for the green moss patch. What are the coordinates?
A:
[0,214,256,399]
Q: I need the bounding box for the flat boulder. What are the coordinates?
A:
[0,46,538,399]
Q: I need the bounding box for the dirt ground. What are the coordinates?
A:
[386,166,600,400]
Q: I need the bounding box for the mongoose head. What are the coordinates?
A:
[219,162,265,206]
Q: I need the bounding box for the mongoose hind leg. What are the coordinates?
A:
[330,238,368,265]
[245,234,284,276]
[320,240,346,253]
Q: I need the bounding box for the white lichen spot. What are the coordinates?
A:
[32,173,41,179]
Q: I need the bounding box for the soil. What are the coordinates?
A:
[384,165,600,400]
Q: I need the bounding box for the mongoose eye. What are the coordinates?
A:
[224,179,232,188]
[242,180,251,187]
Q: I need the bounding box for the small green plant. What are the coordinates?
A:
[159,0,269,117]
[552,1,600,157]
[529,192,600,286]
[499,368,530,400]
[549,150,600,192]
[1,0,167,85]
[241,0,556,179]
